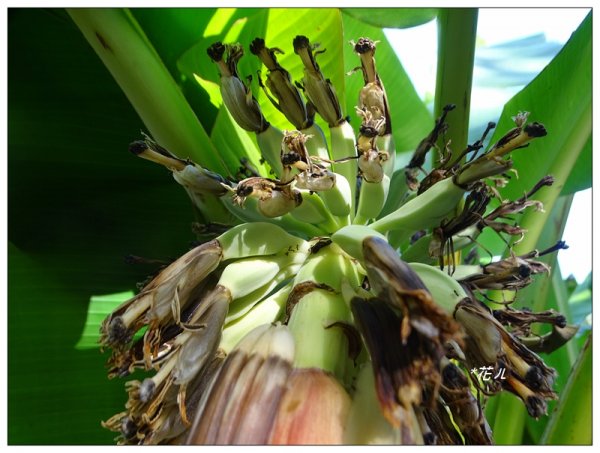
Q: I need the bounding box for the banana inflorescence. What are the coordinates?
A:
[100,33,574,446]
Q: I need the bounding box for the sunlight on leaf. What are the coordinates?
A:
[204,8,237,37]
[193,73,223,109]
[210,105,269,177]
[342,8,437,28]
[75,291,134,350]
[224,17,248,42]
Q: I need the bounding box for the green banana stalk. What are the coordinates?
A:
[354,175,390,225]
[330,122,359,214]
[256,125,285,178]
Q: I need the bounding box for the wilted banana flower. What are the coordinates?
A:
[428,185,491,268]
[356,107,388,183]
[250,38,312,131]
[229,176,302,218]
[100,238,224,353]
[456,112,547,186]
[491,305,578,363]
[459,240,567,292]
[353,37,391,136]
[103,292,229,443]
[454,298,558,418]
[478,175,554,242]
[437,358,494,444]
[293,35,344,127]
[128,136,234,222]
[417,119,497,195]
[405,104,456,191]
[280,130,335,191]
[207,41,269,133]
[350,236,464,443]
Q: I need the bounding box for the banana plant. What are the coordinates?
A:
[7,8,591,445]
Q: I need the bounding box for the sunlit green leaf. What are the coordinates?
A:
[210,105,270,178]
[491,13,591,204]
[75,291,134,350]
[541,334,592,445]
[341,8,437,28]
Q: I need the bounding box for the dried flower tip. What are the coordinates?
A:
[362,236,463,347]
[231,176,301,217]
[294,166,336,191]
[439,360,493,444]
[128,140,187,171]
[454,300,502,364]
[455,156,513,187]
[353,37,378,84]
[493,307,567,334]
[251,38,312,130]
[512,111,530,127]
[358,83,390,135]
[350,297,427,437]
[206,41,227,65]
[359,149,387,184]
[281,130,312,177]
[172,164,231,197]
[505,375,548,419]
[486,120,547,160]
[100,239,223,349]
[407,103,456,172]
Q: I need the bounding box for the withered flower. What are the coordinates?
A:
[454,298,558,418]
[293,35,345,127]
[353,37,392,135]
[349,236,464,443]
[207,42,269,133]
[100,239,223,351]
[250,38,312,130]
[460,241,567,292]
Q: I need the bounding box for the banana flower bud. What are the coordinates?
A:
[186,324,295,444]
[268,368,351,444]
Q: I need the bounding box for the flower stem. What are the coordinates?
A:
[434,8,478,158]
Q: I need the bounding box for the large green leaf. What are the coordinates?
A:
[341,8,437,28]
[8,9,199,444]
[490,13,591,213]
[541,334,592,445]
[478,13,591,261]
